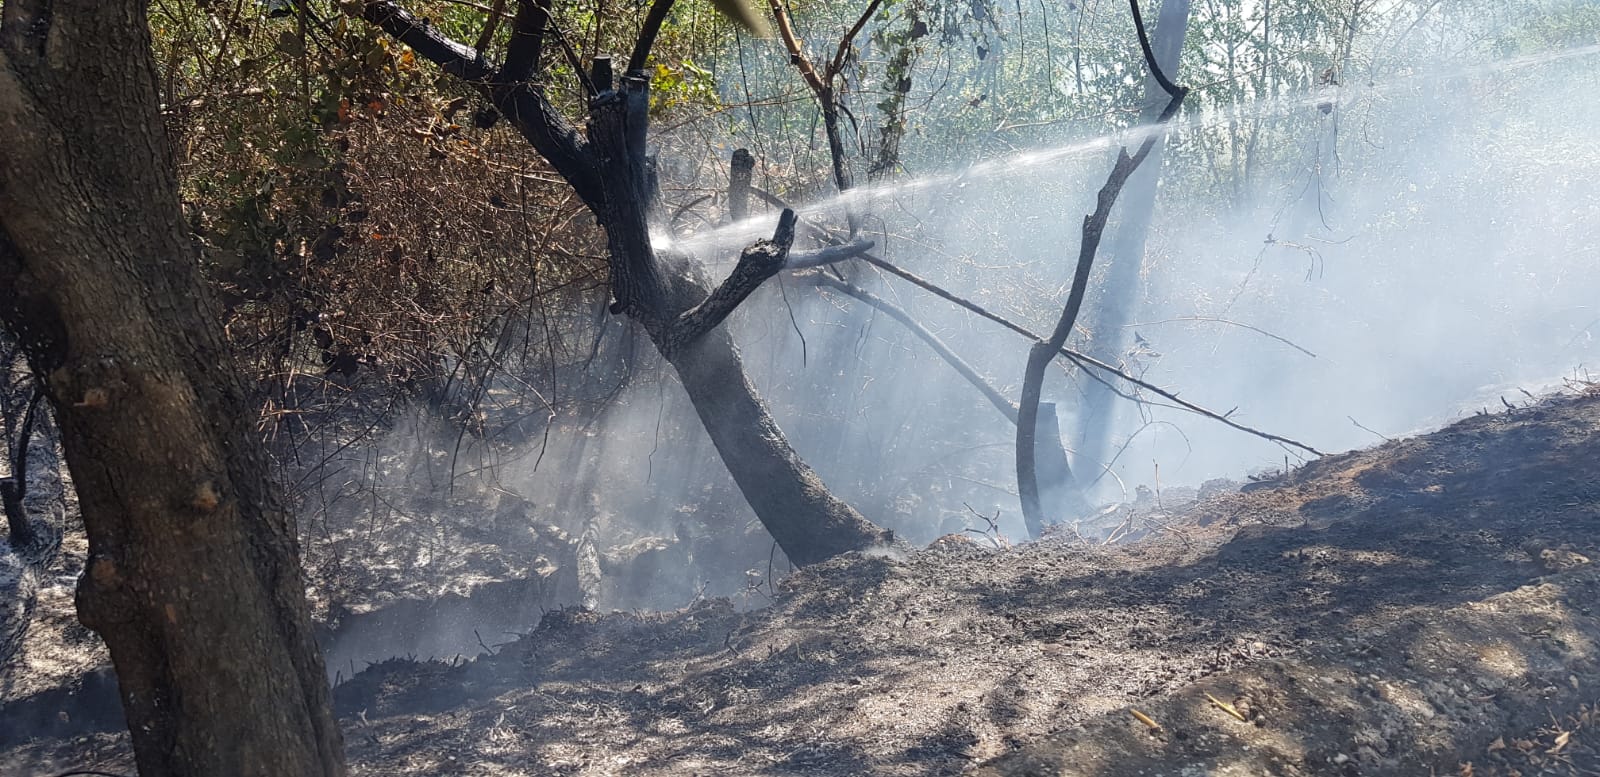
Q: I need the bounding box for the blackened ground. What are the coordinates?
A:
[6,391,1600,776]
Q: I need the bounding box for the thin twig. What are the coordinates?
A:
[1126,316,1317,358]
[1348,415,1392,442]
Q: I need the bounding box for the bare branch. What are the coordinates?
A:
[1016,0,1188,537]
[473,0,508,52]
[729,149,755,222]
[767,0,826,93]
[1062,349,1323,457]
[814,274,1018,423]
[1349,415,1392,442]
[498,0,550,83]
[360,1,492,81]
[628,0,678,73]
[670,210,799,349]
[828,0,885,78]
[785,239,874,269]
[1126,316,1317,358]
[357,1,604,207]
[1128,0,1183,98]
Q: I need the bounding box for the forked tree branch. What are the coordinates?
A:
[669,210,799,350]
[767,0,826,93]
[357,0,604,207]
[1014,0,1190,538]
[828,0,885,78]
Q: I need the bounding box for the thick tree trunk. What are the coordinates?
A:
[0,3,346,775]
[667,324,888,566]
[1076,0,1190,484]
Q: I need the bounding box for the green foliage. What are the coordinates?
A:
[652,58,723,115]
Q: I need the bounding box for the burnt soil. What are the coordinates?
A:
[5,392,1600,776]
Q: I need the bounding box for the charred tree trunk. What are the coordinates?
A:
[820,90,854,196]
[362,1,889,566]
[728,148,756,222]
[669,322,886,564]
[0,3,346,775]
[1,384,43,549]
[1016,0,1187,539]
[1076,0,1190,485]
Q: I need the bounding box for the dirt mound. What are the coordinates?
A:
[5,393,1600,776]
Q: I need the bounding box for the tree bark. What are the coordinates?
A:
[1,383,42,549]
[728,148,755,222]
[1076,0,1191,485]
[668,321,887,565]
[0,2,346,775]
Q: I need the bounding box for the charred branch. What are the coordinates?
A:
[588,76,666,316]
[591,55,615,92]
[813,274,1018,423]
[498,0,551,83]
[1014,0,1189,538]
[1077,0,1188,475]
[728,148,755,222]
[1129,0,1183,99]
[670,210,799,350]
[628,0,678,73]
[829,0,885,78]
[358,1,604,207]
[1061,348,1322,457]
[472,0,507,53]
[360,1,490,81]
[785,239,875,269]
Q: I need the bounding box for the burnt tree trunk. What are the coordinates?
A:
[0,3,346,775]
[1016,0,1186,538]
[362,2,889,566]
[1,383,42,549]
[669,319,887,564]
[1076,0,1190,484]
